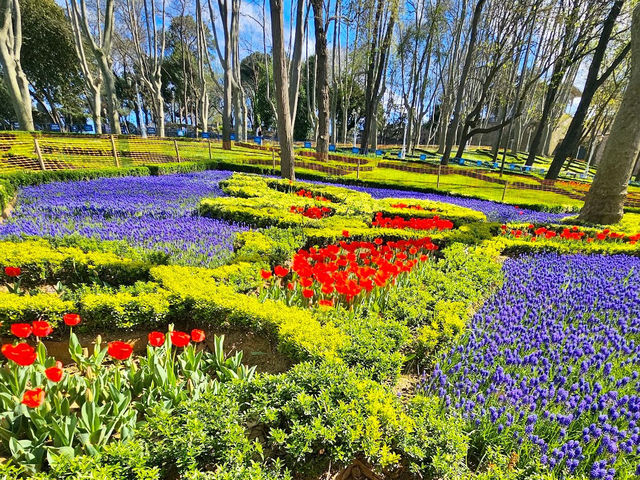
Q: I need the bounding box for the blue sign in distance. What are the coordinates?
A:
[255,137,262,145]
[304,141,311,148]
[201,132,210,138]
[230,133,236,140]
[83,124,94,132]
[147,127,157,135]
[352,147,359,154]
[329,144,336,152]
[375,149,383,156]
[177,129,185,137]
[50,123,61,132]
[420,154,426,161]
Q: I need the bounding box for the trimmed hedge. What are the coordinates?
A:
[494,236,640,256]
[0,292,72,333]
[0,166,151,188]
[0,177,16,212]
[150,264,345,361]
[0,239,152,287]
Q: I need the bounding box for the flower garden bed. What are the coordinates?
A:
[0,169,638,479]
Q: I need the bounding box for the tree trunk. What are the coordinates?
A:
[441,0,486,165]
[0,0,34,130]
[270,0,295,179]
[578,3,640,225]
[311,0,329,158]
[547,0,626,179]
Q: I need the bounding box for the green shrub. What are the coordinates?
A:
[233,229,305,266]
[150,265,345,361]
[234,361,412,474]
[0,239,152,287]
[24,441,160,480]
[0,177,16,211]
[0,292,72,334]
[0,166,150,188]
[78,287,172,330]
[138,386,291,480]
[494,236,640,256]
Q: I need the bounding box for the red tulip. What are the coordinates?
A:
[170,331,190,348]
[63,313,81,327]
[22,388,45,408]
[302,289,314,298]
[4,266,21,277]
[107,341,133,360]
[342,230,350,238]
[45,365,63,382]
[10,323,32,338]
[274,266,289,277]
[191,329,206,343]
[3,343,37,366]
[32,321,53,337]
[260,269,272,280]
[148,331,165,347]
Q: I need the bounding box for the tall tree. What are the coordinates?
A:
[578,2,640,224]
[69,0,121,134]
[546,0,629,179]
[311,0,329,158]
[269,0,295,179]
[124,0,168,136]
[359,0,399,154]
[0,0,34,130]
[440,0,486,165]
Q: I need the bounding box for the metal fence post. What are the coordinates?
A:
[33,137,46,170]
[173,139,181,163]
[110,135,120,167]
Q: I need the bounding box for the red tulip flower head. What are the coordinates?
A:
[2,343,37,366]
[45,364,64,382]
[22,388,45,408]
[4,266,21,277]
[148,331,165,347]
[274,266,289,277]
[32,321,53,337]
[10,323,32,339]
[107,341,133,360]
[63,313,82,327]
[170,331,190,348]
[191,329,206,343]
[260,269,272,280]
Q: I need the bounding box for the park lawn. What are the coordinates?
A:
[347,167,583,208]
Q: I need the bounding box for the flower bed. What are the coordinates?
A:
[0,171,247,267]
[419,253,640,478]
[501,224,640,244]
[260,233,438,309]
[289,204,333,219]
[372,212,454,231]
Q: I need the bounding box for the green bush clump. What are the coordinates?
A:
[444,221,502,245]
[383,242,503,365]
[0,291,72,334]
[150,265,345,361]
[78,287,172,330]
[0,177,16,212]
[0,166,151,188]
[138,388,288,479]
[0,239,152,287]
[233,229,305,267]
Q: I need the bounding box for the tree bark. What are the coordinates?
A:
[0,0,34,130]
[441,0,486,165]
[311,0,329,158]
[578,3,640,225]
[270,0,295,179]
[547,0,627,179]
